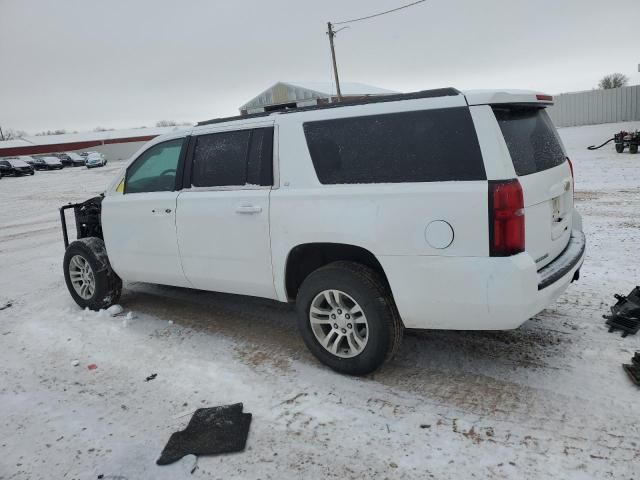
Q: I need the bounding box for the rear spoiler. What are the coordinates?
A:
[464,90,554,107]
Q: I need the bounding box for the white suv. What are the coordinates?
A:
[60,88,585,375]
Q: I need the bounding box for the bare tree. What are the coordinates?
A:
[0,128,28,141]
[598,73,628,90]
[155,120,178,127]
[35,129,68,136]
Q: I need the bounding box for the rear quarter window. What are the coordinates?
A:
[493,107,566,176]
[303,107,486,184]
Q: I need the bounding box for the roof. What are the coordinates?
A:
[239,81,398,110]
[0,126,187,157]
[1,126,185,148]
[202,88,461,126]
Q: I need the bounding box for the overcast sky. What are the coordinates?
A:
[1,0,638,134]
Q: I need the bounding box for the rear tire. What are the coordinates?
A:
[63,238,122,310]
[296,261,403,375]
[615,143,625,153]
[630,144,638,154]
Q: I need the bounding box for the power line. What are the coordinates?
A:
[333,0,427,25]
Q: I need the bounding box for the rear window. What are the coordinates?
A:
[303,107,485,184]
[493,107,565,176]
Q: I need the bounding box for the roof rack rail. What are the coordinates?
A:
[197,87,461,126]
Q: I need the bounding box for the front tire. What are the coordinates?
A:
[63,238,122,310]
[296,261,403,375]
[615,143,625,153]
[630,144,638,154]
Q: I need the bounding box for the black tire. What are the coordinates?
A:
[615,143,625,153]
[63,237,122,310]
[296,261,403,375]
[630,144,638,154]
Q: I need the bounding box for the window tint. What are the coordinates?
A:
[493,107,565,176]
[191,127,273,187]
[125,138,184,194]
[303,107,485,184]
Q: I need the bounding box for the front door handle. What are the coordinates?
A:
[235,205,262,214]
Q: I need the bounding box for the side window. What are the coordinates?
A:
[125,138,184,194]
[190,127,273,188]
[303,107,486,184]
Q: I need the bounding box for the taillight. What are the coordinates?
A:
[489,179,525,256]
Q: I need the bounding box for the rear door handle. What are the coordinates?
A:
[235,205,262,214]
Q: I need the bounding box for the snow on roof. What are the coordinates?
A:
[0,126,186,148]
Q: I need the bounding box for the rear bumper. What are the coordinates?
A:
[537,230,585,290]
[378,226,585,331]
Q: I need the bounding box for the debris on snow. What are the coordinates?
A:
[71,359,80,367]
[603,286,640,337]
[87,364,97,370]
[157,403,252,466]
[145,373,157,382]
[0,301,13,311]
[106,304,124,316]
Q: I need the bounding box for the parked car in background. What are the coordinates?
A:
[0,158,35,175]
[64,152,86,166]
[19,156,37,166]
[51,153,74,167]
[33,156,64,170]
[0,161,9,178]
[85,152,107,168]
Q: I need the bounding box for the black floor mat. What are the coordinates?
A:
[157,403,252,466]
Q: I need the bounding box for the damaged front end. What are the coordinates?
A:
[59,195,104,248]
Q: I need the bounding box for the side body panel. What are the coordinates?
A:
[270,96,490,321]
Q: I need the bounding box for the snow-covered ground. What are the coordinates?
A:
[1,122,639,479]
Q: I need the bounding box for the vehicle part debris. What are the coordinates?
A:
[71,360,80,367]
[87,363,97,370]
[145,373,157,382]
[156,403,252,466]
[603,286,640,337]
[622,352,640,386]
[0,301,12,311]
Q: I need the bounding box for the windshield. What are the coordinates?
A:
[492,106,566,176]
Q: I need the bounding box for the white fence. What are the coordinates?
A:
[546,85,640,128]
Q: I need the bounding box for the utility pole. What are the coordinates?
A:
[327,22,342,101]
[0,126,4,141]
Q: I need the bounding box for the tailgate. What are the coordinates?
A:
[493,106,572,269]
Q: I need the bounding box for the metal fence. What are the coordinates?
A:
[546,84,640,127]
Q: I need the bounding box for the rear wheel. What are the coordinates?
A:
[615,143,625,153]
[630,143,638,154]
[296,261,403,375]
[63,238,122,310]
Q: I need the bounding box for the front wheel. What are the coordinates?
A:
[615,143,625,153]
[296,261,403,375]
[630,144,638,154]
[63,238,122,310]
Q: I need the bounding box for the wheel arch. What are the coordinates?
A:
[283,242,391,301]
